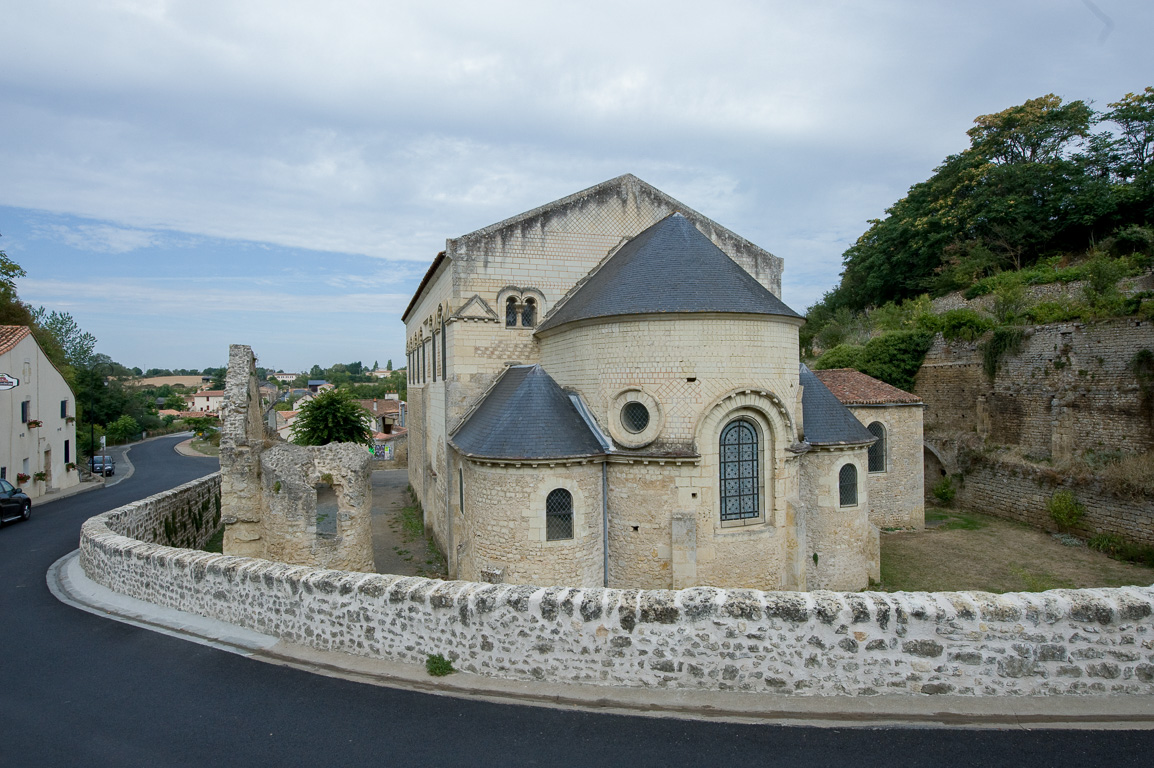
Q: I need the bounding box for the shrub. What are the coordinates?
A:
[855,331,935,393]
[812,343,864,370]
[931,476,956,504]
[936,309,995,342]
[426,653,455,677]
[1108,224,1154,259]
[1047,490,1085,532]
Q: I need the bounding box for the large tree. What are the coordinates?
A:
[290,389,373,446]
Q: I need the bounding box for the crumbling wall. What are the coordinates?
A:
[260,442,374,572]
[219,344,374,572]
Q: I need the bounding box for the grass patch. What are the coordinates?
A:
[189,437,220,457]
[877,509,1153,593]
[925,507,986,531]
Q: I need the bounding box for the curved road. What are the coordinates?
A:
[1,435,1150,767]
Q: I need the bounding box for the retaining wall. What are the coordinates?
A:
[80,474,1154,696]
[957,458,1154,547]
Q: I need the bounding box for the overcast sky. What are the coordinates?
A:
[2,0,1151,373]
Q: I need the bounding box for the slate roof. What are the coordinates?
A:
[800,364,876,447]
[812,368,922,405]
[0,325,31,356]
[451,365,606,460]
[535,214,801,333]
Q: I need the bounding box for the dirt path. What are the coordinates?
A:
[370,469,446,578]
[880,507,1154,592]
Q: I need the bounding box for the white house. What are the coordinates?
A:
[0,326,80,499]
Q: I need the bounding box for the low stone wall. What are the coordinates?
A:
[80,474,1154,696]
[92,472,222,549]
[958,458,1154,547]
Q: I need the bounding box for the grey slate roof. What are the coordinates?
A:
[536,213,801,333]
[450,365,606,460]
[800,364,876,447]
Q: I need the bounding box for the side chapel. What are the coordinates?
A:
[403,175,922,591]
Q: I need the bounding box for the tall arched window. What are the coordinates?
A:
[546,488,573,540]
[839,464,858,507]
[505,297,519,327]
[867,422,886,473]
[719,419,759,524]
[521,297,537,327]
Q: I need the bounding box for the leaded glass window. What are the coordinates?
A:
[621,402,650,433]
[867,422,886,473]
[521,297,536,327]
[505,297,519,327]
[839,464,858,507]
[719,419,759,523]
[546,488,573,540]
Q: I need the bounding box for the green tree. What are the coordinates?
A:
[30,308,97,368]
[1104,87,1154,176]
[105,414,140,444]
[290,389,373,446]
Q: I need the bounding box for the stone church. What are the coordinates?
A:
[403,175,922,591]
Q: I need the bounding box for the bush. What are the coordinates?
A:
[855,331,935,392]
[426,653,455,677]
[936,309,995,342]
[1047,490,1085,532]
[980,326,1025,380]
[931,476,956,505]
[1088,532,1154,567]
[1108,224,1154,259]
[812,343,863,370]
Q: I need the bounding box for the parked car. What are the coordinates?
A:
[0,479,31,525]
[90,455,116,477]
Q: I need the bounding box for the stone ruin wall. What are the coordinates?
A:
[219,344,373,572]
[916,318,1154,460]
[80,473,1154,697]
[915,318,1154,545]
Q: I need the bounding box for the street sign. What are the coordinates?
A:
[101,436,106,448]
[0,373,18,390]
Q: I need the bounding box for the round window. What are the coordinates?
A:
[621,401,650,433]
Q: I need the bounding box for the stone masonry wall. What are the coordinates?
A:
[846,404,925,530]
[80,474,1154,696]
[916,319,1154,459]
[93,472,222,549]
[957,458,1154,547]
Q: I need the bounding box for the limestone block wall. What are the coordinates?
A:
[80,475,1154,696]
[799,448,879,591]
[916,319,1154,459]
[220,345,266,558]
[539,316,801,454]
[957,458,1154,547]
[460,461,604,587]
[846,404,925,529]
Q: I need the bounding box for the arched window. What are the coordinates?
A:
[521,297,536,327]
[719,419,759,524]
[545,488,573,540]
[839,464,858,507]
[867,422,886,473]
[505,297,519,327]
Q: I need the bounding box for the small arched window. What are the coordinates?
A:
[545,488,573,540]
[719,419,759,524]
[839,464,858,507]
[521,297,537,327]
[505,297,519,327]
[867,422,886,473]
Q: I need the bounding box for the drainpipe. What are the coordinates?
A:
[602,460,609,588]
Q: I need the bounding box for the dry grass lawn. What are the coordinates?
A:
[877,506,1154,593]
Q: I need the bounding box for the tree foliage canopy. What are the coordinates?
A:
[290,388,373,446]
[812,89,1154,325]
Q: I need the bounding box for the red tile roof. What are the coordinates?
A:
[0,325,31,356]
[811,368,922,405]
[357,398,401,415]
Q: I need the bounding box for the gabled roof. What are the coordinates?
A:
[450,365,606,460]
[0,325,31,355]
[811,368,923,405]
[536,214,800,333]
[800,364,876,447]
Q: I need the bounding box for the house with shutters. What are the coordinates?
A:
[402,175,922,591]
[0,326,80,500]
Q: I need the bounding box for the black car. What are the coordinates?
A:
[90,455,115,477]
[0,479,31,525]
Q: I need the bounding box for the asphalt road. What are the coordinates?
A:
[1,434,1151,767]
